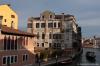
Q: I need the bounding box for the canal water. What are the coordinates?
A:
[50,48,100,66]
[76,48,100,66]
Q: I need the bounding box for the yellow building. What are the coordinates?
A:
[0,4,18,29]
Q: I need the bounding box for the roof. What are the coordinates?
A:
[0,25,37,37]
[55,14,74,19]
[28,14,74,21]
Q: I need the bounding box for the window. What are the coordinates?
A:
[50,15,52,18]
[7,57,10,65]
[41,23,45,28]
[48,23,53,28]
[14,56,17,62]
[42,43,44,47]
[4,36,7,50]
[11,37,14,50]
[11,21,14,28]
[58,22,61,28]
[42,33,45,39]
[37,32,39,39]
[54,23,56,28]
[11,15,15,18]
[4,19,6,22]
[7,36,10,50]
[54,43,57,48]
[28,23,32,28]
[49,43,52,47]
[3,57,6,64]
[53,34,61,39]
[4,36,18,51]
[2,56,17,65]
[11,56,14,63]
[15,37,17,50]
[49,33,52,39]
[42,16,44,19]
[36,23,39,28]
[37,43,39,47]
[26,37,28,46]
[23,54,28,62]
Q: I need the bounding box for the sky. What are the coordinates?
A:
[0,0,100,37]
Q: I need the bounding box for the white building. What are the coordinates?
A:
[27,11,80,51]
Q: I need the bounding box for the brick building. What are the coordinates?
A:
[0,4,37,66]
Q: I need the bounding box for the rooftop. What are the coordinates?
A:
[0,25,37,37]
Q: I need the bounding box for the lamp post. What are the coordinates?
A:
[56,54,58,66]
[38,52,41,66]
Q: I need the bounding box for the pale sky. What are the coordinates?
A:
[0,0,100,37]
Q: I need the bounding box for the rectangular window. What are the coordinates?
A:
[3,57,6,64]
[58,22,61,28]
[7,56,10,65]
[28,23,32,28]
[23,55,25,61]
[48,23,53,28]
[49,43,52,47]
[36,23,39,28]
[11,56,13,63]
[41,23,45,28]
[42,43,44,47]
[49,33,52,39]
[14,56,17,62]
[3,56,17,65]
[23,54,28,62]
[42,33,45,39]
[54,23,56,28]
[37,43,39,47]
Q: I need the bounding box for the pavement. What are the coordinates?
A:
[33,56,71,66]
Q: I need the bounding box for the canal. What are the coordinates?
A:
[76,48,100,66]
[50,48,100,66]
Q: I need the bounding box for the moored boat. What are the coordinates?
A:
[86,51,96,62]
[59,58,72,65]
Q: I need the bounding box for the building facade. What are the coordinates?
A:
[0,4,37,66]
[0,4,18,29]
[27,10,81,53]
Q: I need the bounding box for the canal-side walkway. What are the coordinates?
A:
[33,57,71,66]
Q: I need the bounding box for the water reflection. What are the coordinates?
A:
[50,48,100,66]
[76,48,100,66]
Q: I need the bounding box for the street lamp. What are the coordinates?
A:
[56,54,58,65]
[38,52,41,66]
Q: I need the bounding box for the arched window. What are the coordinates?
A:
[4,36,7,50]
[11,21,14,28]
[15,37,17,50]
[11,36,14,50]
[7,36,10,50]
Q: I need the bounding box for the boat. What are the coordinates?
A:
[86,51,96,62]
[59,58,72,65]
